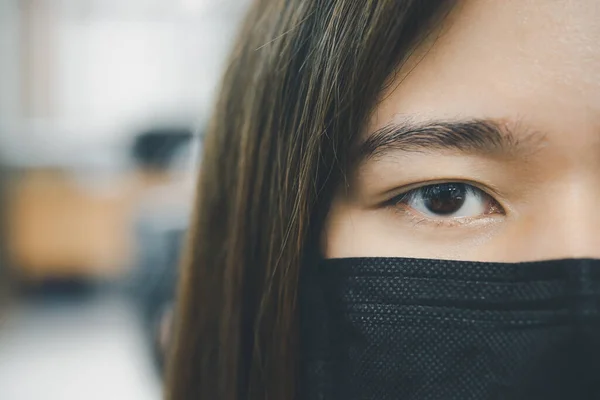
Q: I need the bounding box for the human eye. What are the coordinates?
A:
[388,182,505,225]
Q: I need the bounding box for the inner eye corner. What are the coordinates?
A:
[488,195,507,215]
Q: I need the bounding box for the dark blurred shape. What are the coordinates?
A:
[0,163,9,305]
[131,127,194,171]
[134,226,185,374]
[129,125,199,376]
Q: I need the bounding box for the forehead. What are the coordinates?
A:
[369,0,600,141]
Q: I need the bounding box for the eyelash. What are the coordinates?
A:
[384,181,506,228]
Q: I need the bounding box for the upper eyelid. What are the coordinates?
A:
[385,180,504,204]
[387,181,480,203]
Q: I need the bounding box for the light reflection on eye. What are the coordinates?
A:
[391,182,504,220]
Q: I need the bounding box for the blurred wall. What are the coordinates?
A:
[0,0,21,131]
[1,0,248,166]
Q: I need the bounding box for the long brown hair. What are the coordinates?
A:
[167,1,452,399]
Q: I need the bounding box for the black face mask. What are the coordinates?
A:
[300,258,600,400]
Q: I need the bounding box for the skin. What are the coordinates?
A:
[324,0,600,262]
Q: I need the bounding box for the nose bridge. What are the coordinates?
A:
[523,182,600,260]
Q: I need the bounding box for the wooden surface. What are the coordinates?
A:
[5,169,161,280]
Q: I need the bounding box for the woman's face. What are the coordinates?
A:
[324,0,600,262]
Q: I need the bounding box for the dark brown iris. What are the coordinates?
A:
[422,183,466,215]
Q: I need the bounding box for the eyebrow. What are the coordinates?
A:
[357,118,543,162]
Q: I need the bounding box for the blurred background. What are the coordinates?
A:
[0,0,249,398]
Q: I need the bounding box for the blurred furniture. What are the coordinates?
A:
[6,169,132,280]
[5,168,175,281]
[0,165,9,301]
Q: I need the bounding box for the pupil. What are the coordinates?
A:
[423,183,466,215]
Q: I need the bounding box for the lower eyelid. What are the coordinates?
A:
[399,206,503,228]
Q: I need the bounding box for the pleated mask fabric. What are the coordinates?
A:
[300,258,600,400]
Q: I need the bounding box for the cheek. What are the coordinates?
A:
[322,201,387,258]
[322,198,388,258]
